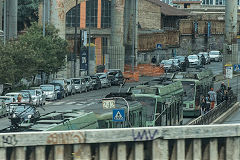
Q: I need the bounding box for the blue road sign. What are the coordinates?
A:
[112,109,125,122]
[156,44,162,49]
[234,64,240,72]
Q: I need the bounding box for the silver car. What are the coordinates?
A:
[84,76,94,91]
[188,55,201,66]
[72,78,87,93]
[96,73,111,88]
[30,87,46,106]
[40,85,57,101]
[67,79,76,95]
[209,51,223,62]
[22,90,41,106]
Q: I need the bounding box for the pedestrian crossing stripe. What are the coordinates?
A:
[112,109,125,122]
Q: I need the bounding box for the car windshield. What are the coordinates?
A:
[188,55,198,59]
[99,75,106,79]
[40,86,54,91]
[21,93,30,98]
[55,86,61,90]
[176,56,185,62]
[23,90,35,96]
[14,106,34,114]
[173,59,178,63]
[84,78,89,81]
[0,97,12,103]
[209,51,220,55]
[162,60,172,65]
[135,97,156,121]
[73,79,80,84]
[181,81,195,101]
[52,80,64,85]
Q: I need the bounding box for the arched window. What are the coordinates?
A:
[101,0,111,28]
[66,4,80,27]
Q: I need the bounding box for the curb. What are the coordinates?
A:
[211,102,240,124]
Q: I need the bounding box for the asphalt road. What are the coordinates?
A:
[0,61,231,130]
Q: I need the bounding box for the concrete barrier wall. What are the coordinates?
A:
[1,124,240,159]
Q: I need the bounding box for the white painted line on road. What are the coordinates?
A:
[85,102,96,107]
[76,104,83,106]
[66,102,77,105]
[52,101,65,105]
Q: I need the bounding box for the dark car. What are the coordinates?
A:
[108,69,124,85]
[90,75,102,90]
[49,83,65,99]
[175,56,187,71]
[8,103,40,128]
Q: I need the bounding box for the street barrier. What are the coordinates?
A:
[123,64,165,82]
[1,124,240,159]
[188,96,237,125]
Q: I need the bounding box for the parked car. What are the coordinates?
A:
[71,78,87,93]
[96,73,111,88]
[90,75,102,90]
[19,91,33,104]
[30,87,46,106]
[188,55,201,66]
[49,83,65,99]
[66,79,76,95]
[108,69,124,85]
[175,56,187,71]
[0,96,15,104]
[198,52,210,64]
[160,60,178,72]
[169,59,181,71]
[21,90,41,106]
[40,85,57,101]
[0,100,7,117]
[52,78,68,97]
[8,103,40,127]
[84,76,94,91]
[209,50,223,62]
[6,92,32,104]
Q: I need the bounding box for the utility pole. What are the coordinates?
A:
[73,0,78,78]
[224,0,238,69]
[88,3,91,75]
[131,0,135,72]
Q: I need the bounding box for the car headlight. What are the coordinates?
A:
[12,114,16,118]
[28,115,32,119]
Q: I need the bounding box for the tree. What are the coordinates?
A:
[0,23,69,85]
[18,0,40,31]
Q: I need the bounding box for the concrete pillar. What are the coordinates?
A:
[110,0,125,71]
[224,0,238,66]
[7,0,17,39]
[50,0,65,39]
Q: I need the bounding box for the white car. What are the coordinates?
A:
[96,73,111,88]
[67,79,76,95]
[40,85,57,101]
[209,51,223,62]
[22,90,41,106]
[188,55,201,66]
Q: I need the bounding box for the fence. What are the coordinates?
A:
[189,96,237,125]
[1,124,240,159]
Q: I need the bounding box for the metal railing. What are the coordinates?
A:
[189,96,237,125]
[1,124,240,159]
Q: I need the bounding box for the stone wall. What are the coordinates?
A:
[138,0,161,30]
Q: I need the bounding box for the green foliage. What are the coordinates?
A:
[18,0,40,31]
[0,23,69,84]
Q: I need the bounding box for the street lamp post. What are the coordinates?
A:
[74,0,78,78]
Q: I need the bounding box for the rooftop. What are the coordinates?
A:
[146,0,189,16]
